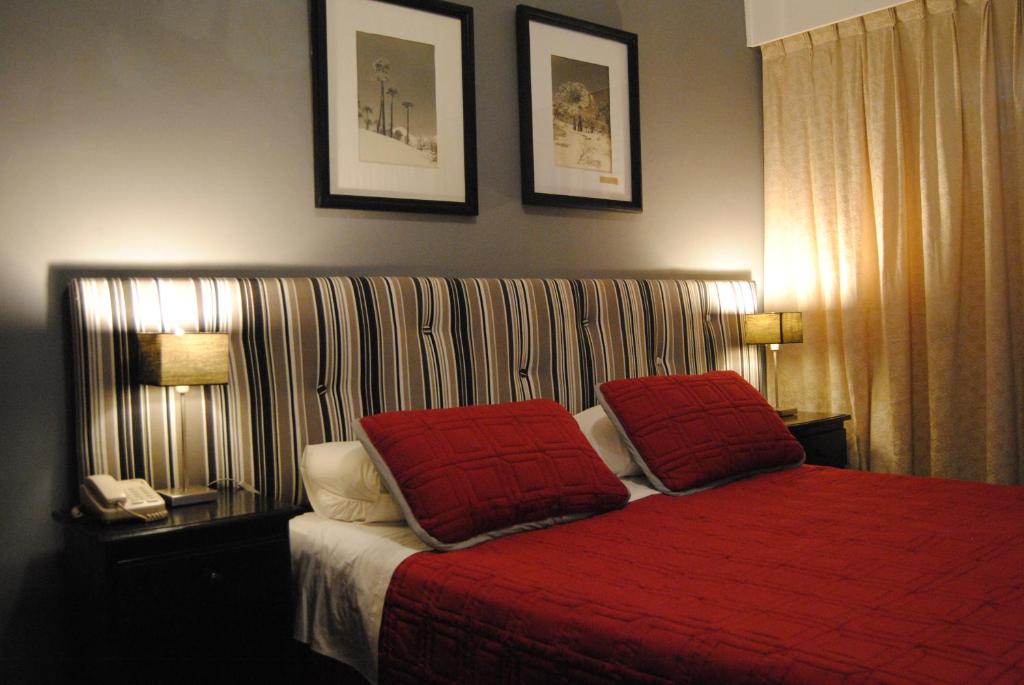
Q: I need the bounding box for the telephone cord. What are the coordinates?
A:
[206,477,260,495]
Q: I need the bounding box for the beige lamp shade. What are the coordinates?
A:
[743,312,803,345]
[135,332,229,387]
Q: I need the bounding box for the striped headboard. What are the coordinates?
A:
[68,277,762,504]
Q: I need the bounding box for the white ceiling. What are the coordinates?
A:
[745,0,907,46]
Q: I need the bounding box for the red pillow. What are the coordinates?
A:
[356,399,629,550]
[597,371,804,494]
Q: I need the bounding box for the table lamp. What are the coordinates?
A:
[135,330,229,506]
[743,312,802,417]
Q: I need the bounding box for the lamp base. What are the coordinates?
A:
[158,486,218,507]
[775,407,798,418]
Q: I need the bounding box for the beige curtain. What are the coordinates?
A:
[762,0,1023,483]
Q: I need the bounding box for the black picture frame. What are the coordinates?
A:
[516,5,642,212]
[310,0,478,215]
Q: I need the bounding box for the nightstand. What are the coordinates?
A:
[59,489,300,680]
[784,412,852,468]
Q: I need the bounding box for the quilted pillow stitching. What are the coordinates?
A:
[597,371,804,494]
[357,399,629,551]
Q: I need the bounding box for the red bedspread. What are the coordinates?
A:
[379,466,1024,684]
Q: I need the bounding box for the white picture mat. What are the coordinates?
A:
[529,21,632,201]
[326,0,465,202]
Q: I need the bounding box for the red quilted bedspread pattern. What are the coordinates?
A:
[379,466,1024,684]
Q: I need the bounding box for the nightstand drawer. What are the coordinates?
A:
[114,535,290,660]
[784,412,852,468]
[796,428,847,468]
[61,490,300,680]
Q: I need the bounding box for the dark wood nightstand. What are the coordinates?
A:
[784,412,852,468]
[59,489,300,681]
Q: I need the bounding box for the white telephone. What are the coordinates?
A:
[79,474,168,523]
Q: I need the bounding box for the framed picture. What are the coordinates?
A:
[310,0,478,215]
[516,5,641,212]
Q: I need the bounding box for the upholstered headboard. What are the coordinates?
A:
[68,277,762,504]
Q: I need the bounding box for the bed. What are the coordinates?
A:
[378,467,1024,683]
[291,464,1024,684]
[67,275,1024,684]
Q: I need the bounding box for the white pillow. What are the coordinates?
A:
[301,441,404,523]
[574,405,641,477]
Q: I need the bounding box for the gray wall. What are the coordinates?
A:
[0,0,762,676]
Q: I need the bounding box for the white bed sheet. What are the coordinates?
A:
[291,476,659,683]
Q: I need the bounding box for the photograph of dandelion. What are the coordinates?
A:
[517,5,641,212]
[550,55,611,173]
[310,0,477,215]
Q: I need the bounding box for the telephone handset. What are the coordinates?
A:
[79,474,168,523]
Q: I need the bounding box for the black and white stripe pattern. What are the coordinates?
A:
[68,276,763,504]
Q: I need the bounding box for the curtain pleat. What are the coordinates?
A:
[763,0,1023,483]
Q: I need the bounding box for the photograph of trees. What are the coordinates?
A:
[550,55,611,173]
[356,31,438,168]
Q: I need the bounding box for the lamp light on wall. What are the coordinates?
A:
[135,330,229,507]
[743,312,802,417]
